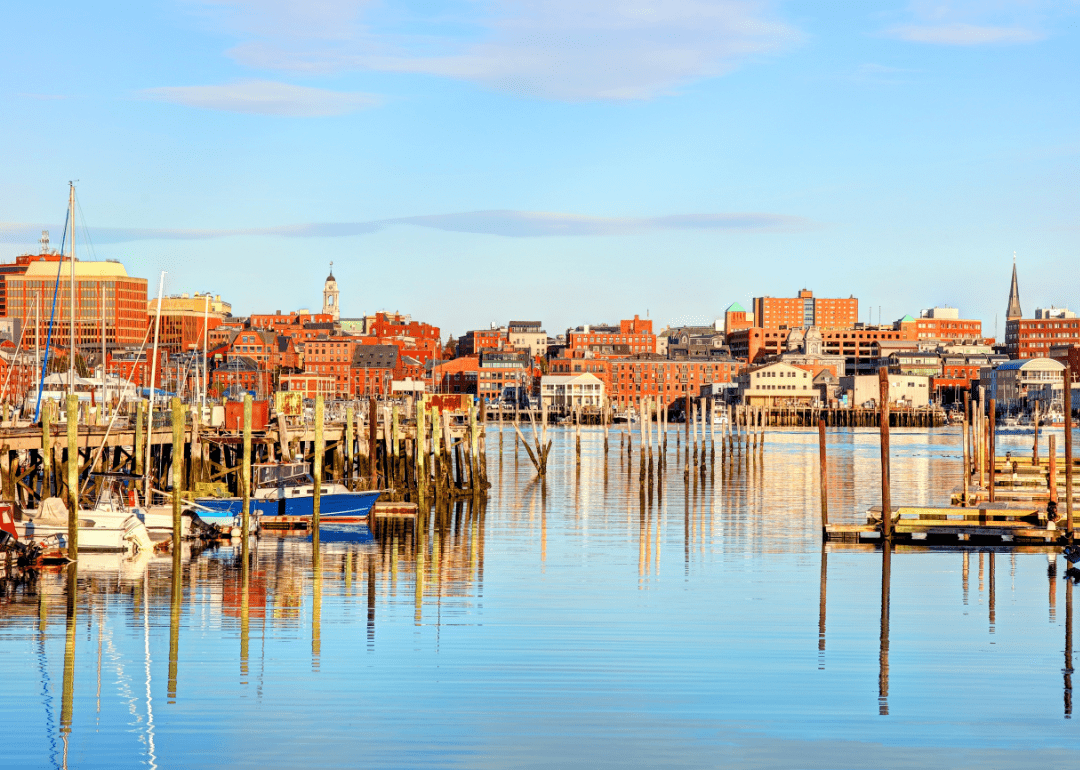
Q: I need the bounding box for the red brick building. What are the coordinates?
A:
[1006,315,1080,359]
[752,289,858,330]
[566,315,655,357]
[550,353,741,409]
[350,345,398,397]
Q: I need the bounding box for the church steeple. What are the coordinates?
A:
[322,261,340,321]
[1006,252,1022,320]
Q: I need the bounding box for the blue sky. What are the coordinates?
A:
[0,0,1077,338]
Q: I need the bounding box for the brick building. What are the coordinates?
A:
[752,289,858,330]
[566,315,655,357]
[1005,310,1080,359]
[550,353,741,409]
[6,258,148,349]
[350,345,398,397]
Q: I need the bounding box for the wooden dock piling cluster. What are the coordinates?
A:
[0,395,490,533]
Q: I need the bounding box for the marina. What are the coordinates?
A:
[2,422,1078,769]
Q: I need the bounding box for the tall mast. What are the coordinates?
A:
[68,182,75,398]
[34,295,40,408]
[202,293,209,411]
[145,271,165,502]
[101,286,106,413]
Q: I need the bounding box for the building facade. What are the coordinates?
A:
[752,289,858,330]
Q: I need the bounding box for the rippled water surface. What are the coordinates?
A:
[3,425,1079,768]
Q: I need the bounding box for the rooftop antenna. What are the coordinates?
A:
[39,230,49,254]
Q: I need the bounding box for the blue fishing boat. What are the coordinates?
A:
[195,462,381,527]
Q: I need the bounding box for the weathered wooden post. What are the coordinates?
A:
[962,391,970,506]
[1050,434,1058,507]
[818,419,829,534]
[66,393,79,559]
[1033,400,1041,467]
[989,398,997,504]
[313,393,324,548]
[41,399,53,499]
[416,397,426,499]
[878,368,892,539]
[134,399,144,478]
[345,405,354,490]
[368,396,378,489]
[468,398,479,487]
[171,396,184,549]
[1065,363,1074,536]
[431,404,441,497]
[242,394,252,545]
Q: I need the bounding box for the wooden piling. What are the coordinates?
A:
[134,399,144,478]
[41,399,52,499]
[242,394,252,543]
[1066,363,1074,536]
[416,398,426,499]
[345,406,354,490]
[368,397,378,489]
[878,368,892,539]
[818,420,829,531]
[989,398,997,504]
[171,397,184,549]
[1050,434,1058,505]
[962,391,970,506]
[66,393,78,559]
[313,394,324,547]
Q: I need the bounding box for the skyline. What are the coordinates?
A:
[1,1,1077,335]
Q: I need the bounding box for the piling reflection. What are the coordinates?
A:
[1067,576,1074,719]
[817,545,827,668]
[60,564,76,766]
[167,550,181,703]
[879,543,891,716]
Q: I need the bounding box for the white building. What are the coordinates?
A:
[540,373,604,409]
[840,373,930,408]
[980,358,1065,406]
[735,362,815,406]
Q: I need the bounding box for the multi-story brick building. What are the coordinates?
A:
[1005,309,1080,359]
[350,345,398,397]
[158,293,230,356]
[550,352,741,409]
[6,258,148,350]
[566,315,655,357]
[752,289,858,330]
[902,308,982,342]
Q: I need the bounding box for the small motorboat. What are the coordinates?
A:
[195,462,381,527]
[14,493,152,554]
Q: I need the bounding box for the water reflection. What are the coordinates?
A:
[2,426,1079,768]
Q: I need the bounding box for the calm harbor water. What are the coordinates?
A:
[3,425,1079,768]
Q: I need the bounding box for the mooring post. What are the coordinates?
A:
[41,399,52,499]
[1065,363,1074,536]
[416,397,426,499]
[345,405,354,490]
[818,419,829,533]
[242,394,252,545]
[967,390,976,505]
[989,398,997,504]
[878,368,892,539]
[66,393,78,560]
[171,397,184,550]
[368,396,378,489]
[1050,434,1058,507]
[134,399,144,478]
[313,393,324,548]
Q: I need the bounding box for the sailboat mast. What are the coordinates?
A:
[202,294,209,411]
[145,271,165,501]
[68,182,75,398]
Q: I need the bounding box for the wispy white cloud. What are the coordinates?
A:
[0,209,816,244]
[140,79,380,116]
[191,0,800,101]
[887,23,1044,45]
[883,0,1070,45]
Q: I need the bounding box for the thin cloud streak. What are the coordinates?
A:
[0,210,817,245]
[886,23,1044,45]
[141,80,380,116]
[199,0,801,101]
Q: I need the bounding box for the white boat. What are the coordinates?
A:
[14,495,152,554]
